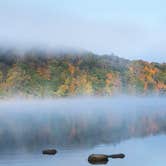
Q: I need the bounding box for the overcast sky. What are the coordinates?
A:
[0,0,166,62]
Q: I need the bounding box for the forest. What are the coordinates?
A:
[0,48,165,98]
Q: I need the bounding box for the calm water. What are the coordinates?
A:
[0,97,165,166]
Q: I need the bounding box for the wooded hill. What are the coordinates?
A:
[0,48,165,97]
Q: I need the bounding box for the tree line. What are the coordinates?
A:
[0,49,165,97]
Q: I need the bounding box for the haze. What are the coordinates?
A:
[0,97,166,151]
[0,0,166,62]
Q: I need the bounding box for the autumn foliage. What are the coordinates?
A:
[0,49,165,97]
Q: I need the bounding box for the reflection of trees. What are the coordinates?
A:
[0,109,166,151]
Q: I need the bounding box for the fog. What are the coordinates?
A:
[0,97,165,152]
[0,0,166,62]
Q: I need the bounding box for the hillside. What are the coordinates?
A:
[0,48,165,98]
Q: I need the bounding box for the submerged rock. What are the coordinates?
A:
[109,153,125,159]
[42,149,57,155]
[88,153,125,164]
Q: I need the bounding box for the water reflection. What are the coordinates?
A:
[0,135,165,166]
[0,97,165,151]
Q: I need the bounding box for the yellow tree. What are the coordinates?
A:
[104,72,121,95]
[5,64,31,96]
[36,66,51,80]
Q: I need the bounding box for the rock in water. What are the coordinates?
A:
[88,154,109,164]
[109,153,125,159]
[42,149,57,155]
[88,153,125,164]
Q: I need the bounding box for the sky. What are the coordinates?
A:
[0,0,166,62]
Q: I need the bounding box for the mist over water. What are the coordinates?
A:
[0,96,165,152]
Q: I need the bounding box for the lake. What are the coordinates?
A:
[0,96,165,166]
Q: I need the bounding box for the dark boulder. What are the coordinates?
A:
[109,153,125,159]
[88,154,108,164]
[88,153,125,164]
[42,149,57,155]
